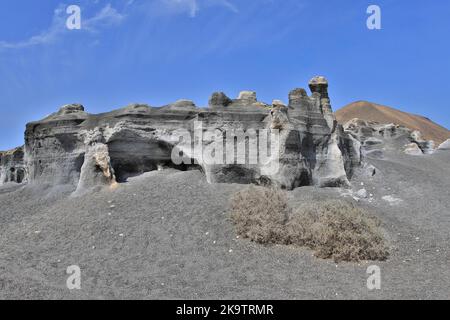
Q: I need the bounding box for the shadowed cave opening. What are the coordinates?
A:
[107,139,200,183]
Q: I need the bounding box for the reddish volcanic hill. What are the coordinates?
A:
[336,101,450,144]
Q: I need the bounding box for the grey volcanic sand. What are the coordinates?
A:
[0,151,449,299]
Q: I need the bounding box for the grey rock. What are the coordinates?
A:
[237,91,257,103]
[2,77,361,191]
[404,143,423,156]
[438,139,450,150]
[410,131,435,154]
[161,100,198,111]
[343,118,436,158]
[74,130,117,195]
[0,146,26,184]
[209,92,232,109]
[356,188,368,198]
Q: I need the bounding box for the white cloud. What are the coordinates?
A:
[0,3,125,50]
[155,0,238,18]
[0,5,66,49]
[0,0,238,50]
[83,4,125,31]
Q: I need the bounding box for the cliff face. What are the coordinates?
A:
[0,146,26,184]
[1,77,362,192]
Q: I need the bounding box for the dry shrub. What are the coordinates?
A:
[287,200,389,262]
[230,185,288,244]
[230,186,389,263]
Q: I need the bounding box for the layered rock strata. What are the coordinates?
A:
[1,77,361,191]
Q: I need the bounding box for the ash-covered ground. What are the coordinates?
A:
[0,149,449,299]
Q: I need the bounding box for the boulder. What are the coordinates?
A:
[438,139,450,150]
[404,143,423,155]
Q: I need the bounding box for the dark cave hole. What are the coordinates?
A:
[107,139,200,183]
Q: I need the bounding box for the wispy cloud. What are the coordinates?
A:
[0,3,125,50]
[83,3,125,32]
[152,0,238,18]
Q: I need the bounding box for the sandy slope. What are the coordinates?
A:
[336,101,450,144]
[0,150,449,299]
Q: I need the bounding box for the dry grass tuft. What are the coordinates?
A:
[230,186,389,262]
[230,185,288,244]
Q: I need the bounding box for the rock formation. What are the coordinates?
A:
[438,139,450,150]
[342,118,436,157]
[1,77,362,191]
[0,146,26,184]
[336,100,450,145]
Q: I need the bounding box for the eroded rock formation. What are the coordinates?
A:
[342,118,436,157]
[0,146,26,184]
[1,77,362,191]
[438,139,450,151]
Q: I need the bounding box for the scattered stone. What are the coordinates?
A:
[382,195,403,205]
[356,188,368,198]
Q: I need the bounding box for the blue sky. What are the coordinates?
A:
[0,0,449,150]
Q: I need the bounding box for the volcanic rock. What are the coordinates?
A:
[1,77,361,191]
